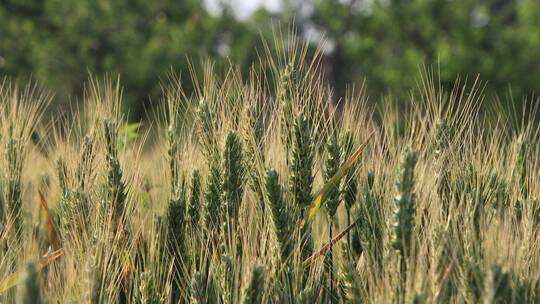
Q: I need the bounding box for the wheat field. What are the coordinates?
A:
[0,34,539,303]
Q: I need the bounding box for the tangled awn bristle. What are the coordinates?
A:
[5,132,24,239]
[434,119,451,217]
[514,133,529,197]
[196,99,217,158]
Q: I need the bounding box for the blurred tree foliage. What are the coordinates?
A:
[1,0,539,117]
[309,0,540,102]
[0,0,271,118]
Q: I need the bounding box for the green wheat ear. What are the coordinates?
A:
[188,169,202,227]
[290,113,314,213]
[166,178,187,257]
[279,62,296,156]
[265,168,291,260]
[324,135,341,220]
[102,118,127,226]
[74,133,95,230]
[56,154,89,240]
[165,176,188,301]
[355,170,384,270]
[289,113,314,261]
[323,134,341,302]
[222,130,245,226]
[391,149,417,301]
[242,264,266,304]
[17,261,41,304]
[204,156,222,234]
[391,149,417,256]
[340,131,358,213]
[167,122,179,192]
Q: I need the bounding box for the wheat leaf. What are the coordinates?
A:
[0,249,64,294]
[38,190,61,250]
[302,131,375,227]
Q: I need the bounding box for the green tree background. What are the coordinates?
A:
[1,0,539,119]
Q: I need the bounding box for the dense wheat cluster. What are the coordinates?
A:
[0,35,539,303]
